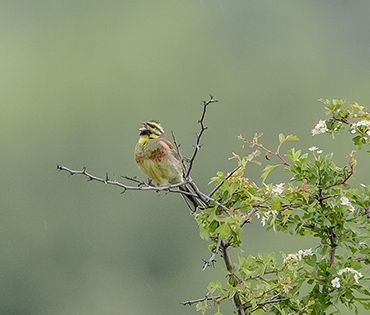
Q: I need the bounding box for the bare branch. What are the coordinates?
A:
[202,237,222,271]
[186,95,218,177]
[181,295,221,306]
[246,290,286,312]
[171,130,188,174]
[57,165,199,198]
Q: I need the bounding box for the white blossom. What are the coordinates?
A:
[331,277,341,288]
[261,216,267,227]
[340,196,355,212]
[284,248,313,264]
[309,146,319,152]
[340,197,351,206]
[284,253,300,264]
[272,183,284,195]
[338,267,363,284]
[312,120,328,136]
[356,120,370,127]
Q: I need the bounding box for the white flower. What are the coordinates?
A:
[309,146,319,152]
[261,216,267,227]
[284,248,313,264]
[354,272,363,284]
[340,197,350,206]
[284,253,300,264]
[331,277,341,288]
[312,120,328,136]
[272,183,284,195]
[356,120,370,126]
[300,248,313,257]
[338,267,363,284]
[340,196,355,212]
[317,150,323,154]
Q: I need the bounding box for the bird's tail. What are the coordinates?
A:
[179,185,206,212]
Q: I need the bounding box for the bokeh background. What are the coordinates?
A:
[1,1,370,314]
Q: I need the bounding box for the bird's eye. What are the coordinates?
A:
[147,123,156,129]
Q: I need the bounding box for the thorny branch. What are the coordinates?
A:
[56,165,199,198]
[181,296,221,306]
[186,95,218,177]
[202,238,222,271]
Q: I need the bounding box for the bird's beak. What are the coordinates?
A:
[138,122,148,131]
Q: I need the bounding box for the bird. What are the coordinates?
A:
[134,120,204,211]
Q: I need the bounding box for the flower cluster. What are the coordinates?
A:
[283,248,313,264]
[312,120,328,136]
[308,146,323,154]
[338,267,363,284]
[272,183,284,195]
[350,119,370,136]
[256,210,278,227]
[340,196,355,212]
[332,267,363,288]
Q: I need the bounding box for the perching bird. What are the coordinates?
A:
[134,120,203,211]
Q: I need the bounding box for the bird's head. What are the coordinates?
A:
[138,120,165,141]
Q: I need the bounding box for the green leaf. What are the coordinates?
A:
[215,223,231,240]
[277,133,299,151]
[261,164,279,182]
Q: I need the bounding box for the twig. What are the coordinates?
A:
[57,165,199,198]
[208,165,242,198]
[238,134,290,166]
[202,237,222,271]
[171,130,188,174]
[246,290,286,312]
[181,295,221,306]
[186,95,218,177]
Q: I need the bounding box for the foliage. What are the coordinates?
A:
[193,100,370,314]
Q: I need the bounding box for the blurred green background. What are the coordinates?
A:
[1,1,370,314]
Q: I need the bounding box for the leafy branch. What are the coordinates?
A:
[58,97,370,315]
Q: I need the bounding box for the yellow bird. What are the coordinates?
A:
[134,120,203,211]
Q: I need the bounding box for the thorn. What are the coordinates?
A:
[82,167,87,173]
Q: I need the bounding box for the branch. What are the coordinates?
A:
[181,295,221,306]
[208,165,242,198]
[57,165,199,198]
[246,290,286,312]
[171,130,188,174]
[220,241,245,315]
[186,95,218,177]
[238,134,290,166]
[202,237,222,271]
